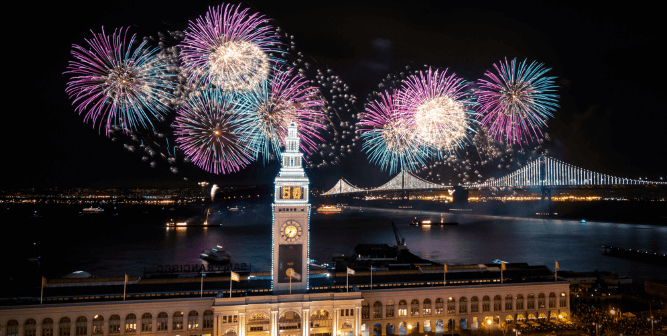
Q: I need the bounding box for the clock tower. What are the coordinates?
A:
[272,121,310,293]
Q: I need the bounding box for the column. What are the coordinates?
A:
[37,324,43,336]
[501,296,506,312]
[167,315,172,333]
[238,313,246,336]
[382,303,386,320]
[419,301,423,318]
[103,321,109,336]
[152,316,157,335]
[355,307,361,336]
[271,311,279,336]
[214,316,218,336]
[455,300,459,317]
[88,320,93,336]
[302,309,310,336]
[120,318,125,336]
[333,308,340,336]
[198,314,203,333]
[71,321,76,336]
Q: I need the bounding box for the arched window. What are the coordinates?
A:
[447,297,456,314]
[157,313,168,332]
[435,298,444,315]
[126,314,137,333]
[93,315,104,335]
[7,320,19,336]
[386,301,395,318]
[279,311,301,330]
[482,296,490,312]
[493,295,502,311]
[471,296,479,313]
[25,319,37,336]
[141,313,152,332]
[423,299,432,315]
[505,294,513,310]
[223,330,237,336]
[109,315,120,334]
[362,301,370,319]
[75,317,87,336]
[527,294,535,309]
[410,299,419,316]
[188,311,199,330]
[203,310,214,329]
[247,313,270,332]
[516,294,524,310]
[459,297,468,314]
[173,312,183,331]
[42,318,54,336]
[548,292,556,308]
[538,293,545,308]
[560,292,567,307]
[59,318,71,336]
[398,300,407,317]
[310,310,332,328]
[373,301,383,319]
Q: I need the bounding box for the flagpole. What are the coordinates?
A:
[123,274,127,301]
[230,274,232,298]
[444,264,447,286]
[370,267,373,290]
[201,274,204,297]
[40,277,45,304]
[346,270,349,292]
[290,275,292,294]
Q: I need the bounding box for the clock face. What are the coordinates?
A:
[280,186,304,200]
[281,220,302,242]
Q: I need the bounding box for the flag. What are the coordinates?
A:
[370,266,376,271]
[501,263,506,271]
[231,271,240,282]
[555,261,560,270]
[347,267,355,275]
[287,269,301,281]
[444,264,448,273]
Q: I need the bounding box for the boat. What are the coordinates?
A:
[229,206,240,211]
[82,207,104,213]
[200,245,231,264]
[410,214,458,226]
[316,205,342,213]
[166,219,188,227]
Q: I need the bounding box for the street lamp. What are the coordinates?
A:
[648,316,654,336]
[592,322,598,336]
[487,320,492,336]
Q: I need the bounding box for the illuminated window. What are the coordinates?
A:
[471,297,479,313]
[362,301,370,319]
[142,313,152,332]
[549,293,556,308]
[435,298,444,315]
[459,297,468,314]
[560,293,567,307]
[173,312,183,330]
[25,319,37,336]
[125,314,136,333]
[516,294,524,310]
[93,315,104,334]
[447,297,456,314]
[411,299,419,316]
[109,315,120,334]
[386,301,395,318]
[75,317,87,336]
[188,311,199,330]
[423,298,432,315]
[398,300,407,317]
[527,294,535,309]
[59,318,71,336]
[505,294,513,311]
[538,293,545,308]
[204,310,214,329]
[494,295,502,311]
[42,318,54,336]
[157,313,168,331]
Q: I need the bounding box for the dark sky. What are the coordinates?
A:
[5,1,665,189]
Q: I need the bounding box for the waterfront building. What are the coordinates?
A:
[1,123,570,336]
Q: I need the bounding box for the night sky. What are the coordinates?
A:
[5,1,665,190]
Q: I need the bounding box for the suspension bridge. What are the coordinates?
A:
[320,156,665,196]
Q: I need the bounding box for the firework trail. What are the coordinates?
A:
[179,3,282,92]
[65,27,176,134]
[359,91,429,174]
[401,67,476,158]
[475,57,559,144]
[173,90,256,174]
[240,67,326,162]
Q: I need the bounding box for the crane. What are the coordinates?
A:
[391,221,407,249]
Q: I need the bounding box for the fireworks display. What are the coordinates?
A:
[65,27,176,134]
[173,90,255,174]
[475,57,559,144]
[359,91,429,174]
[240,67,326,161]
[401,68,475,158]
[178,3,282,92]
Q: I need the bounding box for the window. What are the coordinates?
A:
[505,294,513,311]
[459,297,467,314]
[362,301,370,319]
[386,301,395,318]
[527,294,535,309]
[494,295,502,311]
[398,300,407,317]
[471,297,479,313]
[59,318,71,336]
[447,297,456,315]
[516,294,524,310]
[247,313,270,332]
[549,293,556,308]
[42,318,54,336]
[25,319,37,336]
[373,301,383,319]
[560,293,567,307]
[538,293,545,308]
[204,310,214,329]
[157,313,168,332]
[93,315,104,335]
[188,311,199,331]
[423,299,432,316]
[310,310,332,328]
[482,296,490,312]
[279,311,301,331]
[109,315,120,334]
[411,299,419,316]
[173,312,183,331]
[126,314,137,333]
[76,317,87,336]
[7,320,19,336]
[142,313,152,332]
[435,298,444,315]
